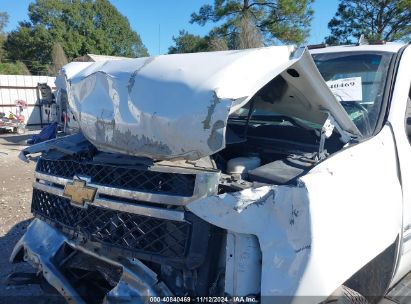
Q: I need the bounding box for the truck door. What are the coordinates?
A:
[387,45,411,283]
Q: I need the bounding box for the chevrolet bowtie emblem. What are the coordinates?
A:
[63,178,97,208]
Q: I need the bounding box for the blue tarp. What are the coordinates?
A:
[27,122,58,145]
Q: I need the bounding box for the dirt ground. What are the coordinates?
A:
[0,130,63,303]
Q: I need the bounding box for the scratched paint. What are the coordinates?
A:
[56,46,359,160]
[187,125,402,303]
[187,183,312,300]
[56,46,362,160]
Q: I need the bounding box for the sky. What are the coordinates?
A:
[1,0,340,56]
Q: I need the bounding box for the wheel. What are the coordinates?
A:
[324,285,369,304]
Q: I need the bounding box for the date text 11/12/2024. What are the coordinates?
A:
[149,296,259,303]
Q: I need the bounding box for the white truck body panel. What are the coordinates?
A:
[56,47,359,161]
[386,45,411,285]
[188,125,403,302]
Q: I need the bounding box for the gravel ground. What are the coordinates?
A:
[0,130,64,303]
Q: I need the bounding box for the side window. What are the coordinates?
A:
[405,86,411,142]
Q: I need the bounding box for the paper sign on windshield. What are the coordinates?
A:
[326,77,362,102]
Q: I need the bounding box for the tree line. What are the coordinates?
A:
[0,0,148,75]
[0,0,409,75]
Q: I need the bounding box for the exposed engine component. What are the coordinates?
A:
[226,156,261,177]
[248,154,317,185]
[225,232,262,297]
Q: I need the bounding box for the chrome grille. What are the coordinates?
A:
[31,156,219,268]
[32,189,191,258]
[36,158,195,197]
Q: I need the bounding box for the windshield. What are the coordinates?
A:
[230,51,393,137]
[312,51,393,136]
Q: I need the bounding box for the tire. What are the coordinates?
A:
[324,285,369,304]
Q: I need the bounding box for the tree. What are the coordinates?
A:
[49,42,68,75]
[4,23,54,74]
[190,0,314,46]
[236,13,264,49]
[0,61,31,75]
[168,30,230,54]
[326,0,411,45]
[0,12,8,33]
[0,12,31,75]
[209,37,229,51]
[168,30,210,54]
[0,12,9,61]
[5,0,148,74]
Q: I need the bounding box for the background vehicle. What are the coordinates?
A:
[0,100,27,134]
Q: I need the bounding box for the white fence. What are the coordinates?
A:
[0,75,56,126]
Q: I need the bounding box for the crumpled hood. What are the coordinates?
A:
[56,46,360,160]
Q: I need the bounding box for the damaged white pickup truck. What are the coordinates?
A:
[9,42,411,304]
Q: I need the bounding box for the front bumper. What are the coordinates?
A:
[9,218,173,303]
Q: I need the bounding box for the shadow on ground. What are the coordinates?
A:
[0,133,33,145]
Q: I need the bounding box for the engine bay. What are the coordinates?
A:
[211,113,344,192]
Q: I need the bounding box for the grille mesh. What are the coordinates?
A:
[32,189,191,258]
[36,158,195,196]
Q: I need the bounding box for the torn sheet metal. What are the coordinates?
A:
[187,183,312,300]
[10,219,173,303]
[187,125,402,303]
[19,133,91,159]
[225,233,262,296]
[255,49,360,138]
[56,46,359,161]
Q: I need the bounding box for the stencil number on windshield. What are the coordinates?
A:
[326,77,362,102]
